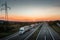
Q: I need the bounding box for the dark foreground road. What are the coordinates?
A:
[36,22,60,40]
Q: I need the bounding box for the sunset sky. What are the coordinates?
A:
[0,0,60,22]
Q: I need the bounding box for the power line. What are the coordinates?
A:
[1,0,11,31]
[1,1,11,21]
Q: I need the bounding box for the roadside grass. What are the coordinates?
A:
[0,32,13,38]
[51,25,60,35]
[28,24,42,40]
[48,22,60,35]
[0,27,19,38]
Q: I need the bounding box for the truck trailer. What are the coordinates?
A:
[19,26,30,34]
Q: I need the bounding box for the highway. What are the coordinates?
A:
[8,28,35,40]
[0,23,42,40]
[0,22,60,40]
[36,22,60,40]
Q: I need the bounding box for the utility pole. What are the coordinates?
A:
[1,1,11,31]
[1,1,10,21]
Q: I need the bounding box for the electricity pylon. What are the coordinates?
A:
[1,1,10,21]
[1,1,11,31]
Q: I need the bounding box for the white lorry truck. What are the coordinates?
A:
[19,26,30,34]
[57,23,60,27]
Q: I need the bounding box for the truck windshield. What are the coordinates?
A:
[20,30,23,31]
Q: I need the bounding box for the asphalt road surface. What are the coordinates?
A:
[0,23,42,40]
[36,22,60,40]
[0,22,60,40]
[8,23,42,40]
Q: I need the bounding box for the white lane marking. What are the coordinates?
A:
[24,24,42,40]
[6,32,20,40]
[36,29,41,40]
[36,24,43,40]
[44,36,46,40]
[47,25,55,40]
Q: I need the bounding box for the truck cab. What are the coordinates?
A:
[19,27,25,34]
